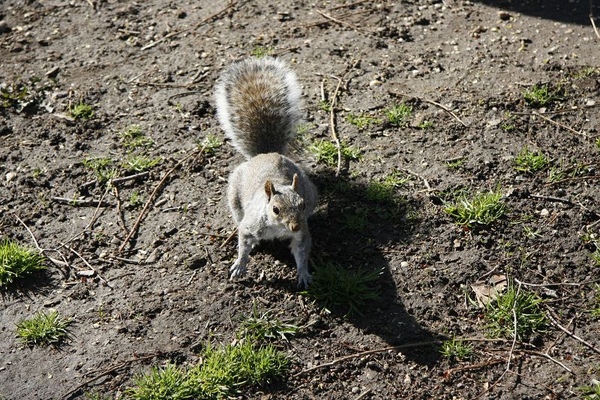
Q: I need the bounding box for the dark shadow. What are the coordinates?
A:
[473,0,600,26]
[302,170,443,366]
[0,268,52,301]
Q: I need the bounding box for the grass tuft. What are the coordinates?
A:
[128,342,289,400]
[523,84,562,107]
[83,157,118,185]
[579,380,600,400]
[0,239,45,288]
[386,103,412,127]
[485,284,546,340]
[444,188,505,227]
[198,134,223,155]
[119,125,154,149]
[123,155,161,173]
[129,363,193,400]
[366,171,411,202]
[309,139,361,167]
[239,303,299,342]
[70,102,94,120]
[16,310,72,346]
[346,113,381,129]
[440,338,473,362]
[304,261,382,316]
[514,147,548,173]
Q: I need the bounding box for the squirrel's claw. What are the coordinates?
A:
[229,261,247,280]
[297,272,312,290]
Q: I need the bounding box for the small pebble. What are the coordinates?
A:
[6,172,16,182]
[540,208,550,217]
[498,11,511,21]
[400,261,409,268]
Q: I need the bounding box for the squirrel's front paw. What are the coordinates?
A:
[229,261,247,281]
[297,272,312,290]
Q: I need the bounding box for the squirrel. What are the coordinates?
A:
[214,56,318,289]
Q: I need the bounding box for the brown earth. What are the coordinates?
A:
[1,0,600,399]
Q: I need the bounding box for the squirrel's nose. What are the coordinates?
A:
[290,222,300,232]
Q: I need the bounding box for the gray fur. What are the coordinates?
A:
[215,57,302,159]
[215,58,316,288]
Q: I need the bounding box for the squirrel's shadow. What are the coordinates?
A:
[303,171,442,366]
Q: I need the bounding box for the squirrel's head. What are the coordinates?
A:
[264,174,306,232]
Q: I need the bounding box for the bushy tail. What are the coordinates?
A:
[214,57,302,159]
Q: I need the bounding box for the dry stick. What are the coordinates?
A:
[329,76,344,177]
[391,91,468,127]
[444,358,506,378]
[529,193,573,205]
[111,171,149,185]
[474,282,522,399]
[532,111,586,137]
[294,340,441,377]
[354,389,372,400]
[546,174,600,186]
[591,13,600,39]
[141,2,237,51]
[328,0,369,11]
[327,60,360,176]
[112,185,129,235]
[62,352,164,400]
[60,242,112,288]
[315,9,363,32]
[13,213,68,267]
[404,168,432,191]
[546,310,600,355]
[220,227,238,249]
[51,196,111,207]
[517,349,573,374]
[118,149,201,254]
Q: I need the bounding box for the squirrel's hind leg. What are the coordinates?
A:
[230,231,257,280]
[290,232,312,289]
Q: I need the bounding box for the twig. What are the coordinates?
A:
[316,9,363,33]
[514,278,595,288]
[326,60,360,176]
[112,185,129,235]
[118,149,201,253]
[294,341,440,377]
[13,214,68,267]
[354,389,372,400]
[404,168,432,191]
[591,13,600,39]
[505,282,521,374]
[443,358,506,379]
[141,2,237,50]
[546,174,600,186]
[532,111,586,137]
[529,193,573,205]
[111,171,149,185]
[474,282,521,399]
[517,350,573,374]
[329,76,344,176]
[62,352,164,399]
[51,196,111,207]
[546,309,600,355]
[220,227,238,249]
[60,242,112,288]
[391,91,468,127]
[85,184,111,233]
[328,0,369,11]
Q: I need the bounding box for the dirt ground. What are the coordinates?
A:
[1,0,600,399]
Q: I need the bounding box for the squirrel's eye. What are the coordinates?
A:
[272,206,280,215]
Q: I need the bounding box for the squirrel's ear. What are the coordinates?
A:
[264,180,275,200]
[291,174,299,192]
